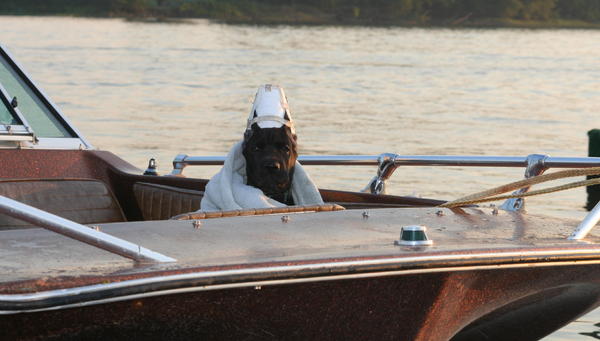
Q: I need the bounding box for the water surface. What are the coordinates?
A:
[1,16,599,340]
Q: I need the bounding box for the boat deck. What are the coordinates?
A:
[2,207,599,293]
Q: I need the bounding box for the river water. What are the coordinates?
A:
[1,16,599,340]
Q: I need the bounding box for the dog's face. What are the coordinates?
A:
[243,124,298,203]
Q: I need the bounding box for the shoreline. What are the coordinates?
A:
[0,0,600,29]
[3,14,600,30]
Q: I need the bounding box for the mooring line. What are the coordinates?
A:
[441,167,600,208]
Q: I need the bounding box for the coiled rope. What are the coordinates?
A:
[440,166,600,208]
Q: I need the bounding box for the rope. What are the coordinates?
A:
[440,166,600,208]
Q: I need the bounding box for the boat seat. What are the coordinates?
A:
[171,203,345,220]
[0,178,126,229]
[133,182,204,221]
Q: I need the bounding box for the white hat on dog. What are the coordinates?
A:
[246,84,295,134]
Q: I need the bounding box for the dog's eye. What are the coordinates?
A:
[254,142,265,152]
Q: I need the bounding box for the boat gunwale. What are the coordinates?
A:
[2,245,600,313]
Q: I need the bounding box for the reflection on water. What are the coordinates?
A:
[1,16,600,340]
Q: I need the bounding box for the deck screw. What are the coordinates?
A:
[362,211,370,219]
[281,215,290,223]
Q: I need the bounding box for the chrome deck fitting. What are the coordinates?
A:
[395,225,433,246]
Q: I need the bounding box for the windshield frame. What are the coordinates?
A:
[0,44,93,149]
[0,81,36,142]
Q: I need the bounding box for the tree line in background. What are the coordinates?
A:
[2,0,600,25]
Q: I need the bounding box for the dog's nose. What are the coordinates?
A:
[263,160,281,171]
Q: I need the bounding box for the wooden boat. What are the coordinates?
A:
[1,44,600,341]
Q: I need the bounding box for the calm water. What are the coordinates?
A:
[2,16,600,340]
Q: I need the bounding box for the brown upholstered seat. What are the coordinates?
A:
[0,178,125,229]
[133,182,203,221]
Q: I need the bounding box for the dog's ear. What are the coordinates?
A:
[244,121,261,142]
[284,125,297,142]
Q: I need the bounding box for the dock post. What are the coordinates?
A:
[587,129,600,211]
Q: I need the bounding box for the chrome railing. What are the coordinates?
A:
[172,153,600,173]
[171,152,600,239]
[171,152,600,207]
[570,200,600,240]
[0,196,175,263]
[173,153,600,180]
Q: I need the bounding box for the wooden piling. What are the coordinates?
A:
[586,129,600,211]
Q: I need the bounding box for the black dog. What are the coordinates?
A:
[242,124,298,205]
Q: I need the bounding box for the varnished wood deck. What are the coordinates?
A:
[1,206,599,292]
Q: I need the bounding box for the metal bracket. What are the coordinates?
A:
[363,153,399,195]
[171,154,188,176]
[500,154,549,212]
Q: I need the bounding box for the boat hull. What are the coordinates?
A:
[3,263,599,341]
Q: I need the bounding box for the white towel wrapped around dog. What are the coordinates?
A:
[200,141,324,211]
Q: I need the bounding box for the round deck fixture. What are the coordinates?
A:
[395,225,433,246]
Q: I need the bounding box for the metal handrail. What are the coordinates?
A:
[171,154,384,173]
[172,153,600,175]
[173,154,600,169]
[171,153,600,195]
[0,196,175,263]
[171,153,600,239]
[568,201,600,240]
[570,200,600,240]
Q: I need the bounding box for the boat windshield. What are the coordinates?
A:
[0,48,72,138]
[0,93,18,125]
